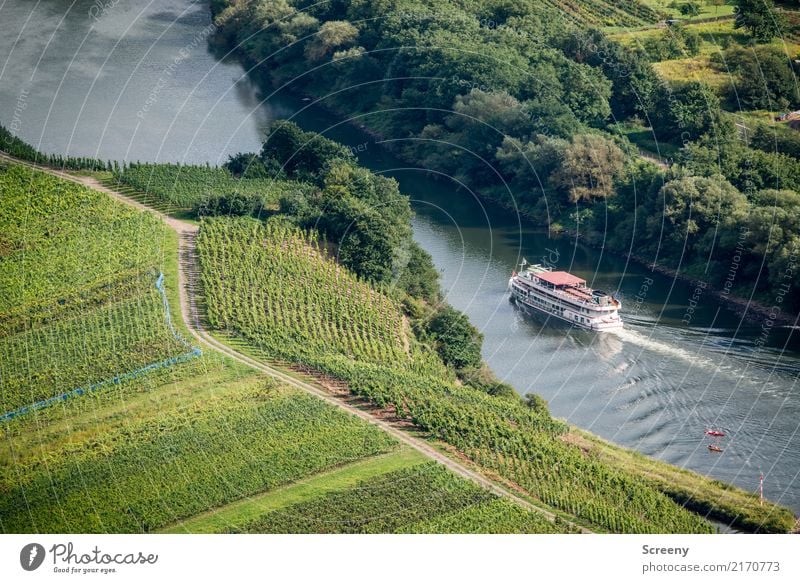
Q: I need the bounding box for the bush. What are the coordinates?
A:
[425,305,483,371]
[195,191,261,217]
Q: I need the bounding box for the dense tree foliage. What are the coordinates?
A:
[261,120,354,182]
[715,46,799,111]
[196,191,262,217]
[750,123,800,158]
[424,305,484,371]
[550,134,626,203]
[210,0,800,307]
[734,0,785,42]
[651,81,725,143]
[644,24,702,61]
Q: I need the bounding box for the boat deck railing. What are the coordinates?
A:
[516,274,620,310]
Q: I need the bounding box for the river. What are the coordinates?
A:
[2,0,799,515]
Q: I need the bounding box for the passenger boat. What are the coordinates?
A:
[707,445,723,453]
[508,261,622,331]
[705,430,726,437]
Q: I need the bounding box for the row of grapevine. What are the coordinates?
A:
[308,354,714,534]
[540,0,660,28]
[113,163,290,208]
[0,164,163,312]
[0,163,190,416]
[197,217,446,374]
[230,462,570,534]
[0,387,397,533]
[399,497,575,534]
[0,124,109,171]
[0,288,187,413]
[197,218,716,533]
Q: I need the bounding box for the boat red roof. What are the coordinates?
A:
[535,271,586,287]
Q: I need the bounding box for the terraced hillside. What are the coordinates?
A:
[0,162,194,417]
[198,217,449,377]
[109,163,291,215]
[195,215,794,533]
[0,160,563,534]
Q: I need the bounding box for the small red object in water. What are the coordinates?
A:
[705,430,725,437]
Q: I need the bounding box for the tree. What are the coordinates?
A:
[336,207,397,283]
[550,134,627,202]
[679,2,701,16]
[650,175,748,259]
[494,134,568,198]
[562,30,661,120]
[525,392,549,415]
[651,81,722,142]
[395,242,440,304]
[745,189,800,309]
[557,61,613,125]
[751,122,800,158]
[734,0,784,42]
[225,152,276,179]
[305,20,359,63]
[196,191,259,217]
[426,305,483,371]
[721,46,798,111]
[261,120,353,180]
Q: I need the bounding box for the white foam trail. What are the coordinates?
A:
[609,327,715,369]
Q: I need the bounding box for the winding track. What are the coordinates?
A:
[1,152,590,533]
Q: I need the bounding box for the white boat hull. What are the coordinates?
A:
[509,277,623,332]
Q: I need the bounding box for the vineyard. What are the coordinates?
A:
[197,217,449,377]
[0,375,398,532]
[197,216,794,533]
[540,0,662,29]
[112,163,290,211]
[2,159,567,535]
[0,163,192,416]
[399,497,570,534]
[297,356,719,533]
[229,462,572,534]
[1,123,108,171]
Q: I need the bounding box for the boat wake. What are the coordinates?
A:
[609,327,716,370]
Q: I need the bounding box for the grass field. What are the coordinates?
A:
[639,0,735,21]
[612,19,800,90]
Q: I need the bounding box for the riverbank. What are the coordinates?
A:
[247,72,794,329]
[4,136,796,533]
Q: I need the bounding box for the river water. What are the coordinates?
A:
[2,0,799,514]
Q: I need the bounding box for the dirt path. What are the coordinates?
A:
[1,152,590,533]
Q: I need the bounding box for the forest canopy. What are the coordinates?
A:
[210,0,800,308]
